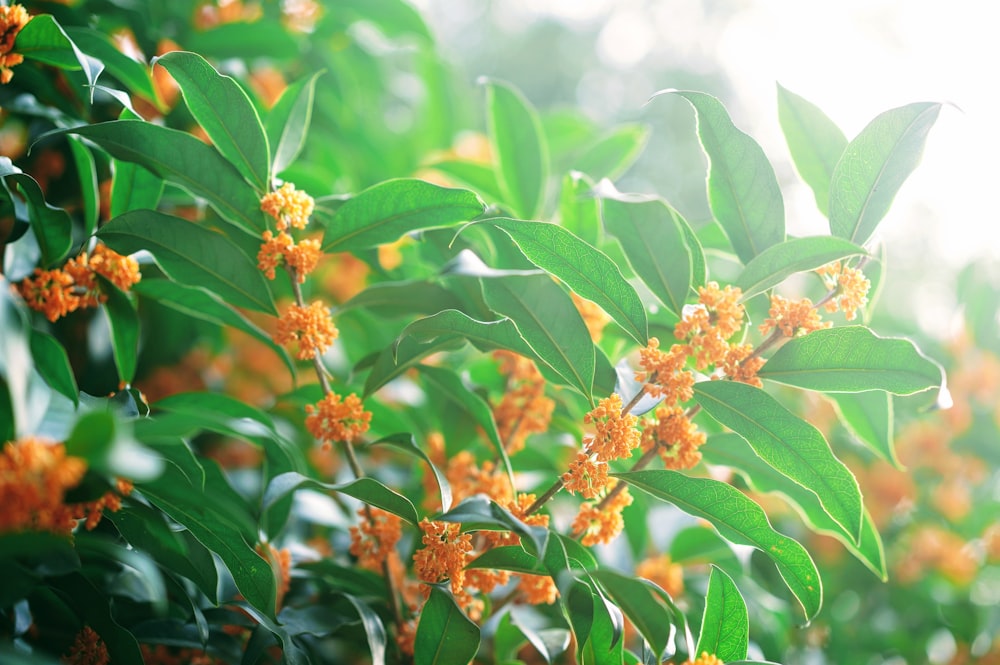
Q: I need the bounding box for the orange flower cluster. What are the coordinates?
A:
[260,182,314,231]
[894,525,978,586]
[256,543,292,611]
[61,625,109,665]
[635,553,684,598]
[304,392,371,448]
[641,405,706,470]
[719,343,764,388]
[273,300,338,359]
[571,482,633,546]
[193,0,263,30]
[817,260,871,320]
[674,282,746,369]
[669,653,724,665]
[17,245,141,322]
[759,294,830,337]
[412,519,479,616]
[350,507,403,573]
[0,4,30,84]
[583,393,640,462]
[636,337,695,403]
[491,351,554,454]
[562,452,610,499]
[0,437,130,536]
[257,230,321,283]
[571,292,611,342]
[444,450,513,507]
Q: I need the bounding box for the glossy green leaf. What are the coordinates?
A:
[267,71,321,175]
[322,178,484,253]
[261,472,419,525]
[466,546,545,575]
[614,469,822,621]
[66,137,99,236]
[65,120,265,235]
[735,236,866,299]
[339,281,463,318]
[131,279,292,378]
[183,22,299,60]
[426,160,504,204]
[1,167,72,267]
[582,584,626,665]
[437,495,548,558]
[415,586,481,665]
[479,217,648,344]
[100,280,138,383]
[399,309,536,359]
[97,210,276,315]
[363,335,464,397]
[696,566,749,661]
[602,196,692,316]
[368,432,453,512]
[28,329,77,407]
[482,274,595,399]
[668,526,742,582]
[558,171,600,247]
[15,14,87,71]
[157,51,270,190]
[829,102,942,245]
[655,90,785,264]
[110,159,164,218]
[64,410,114,464]
[572,124,650,181]
[342,594,388,665]
[508,608,571,664]
[759,326,944,394]
[829,391,898,467]
[64,27,158,103]
[776,84,848,217]
[701,433,887,580]
[694,380,863,542]
[484,79,549,219]
[155,391,276,431]
[591,569,674,660]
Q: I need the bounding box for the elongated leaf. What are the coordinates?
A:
[602,196,692,316]
[583,584,626,665]
[363,335,464,397]
[482,274,595,399]
[15,14,90,75]
[322,179,484,253]
[155,391,276,431]
[829,102,942,244]
[437,495,547,558]
[64,120,265,235]
[100,280,139,383]
[480,217,648,344]
[267,72,321,175]
[829,392,898,467]
[64,27,158,103]
[759,326,943,394]
[342,594,387,665]
[28,330,77,407]
[558,171,600,247]
[67,137,99,236]
[735,236,866,299]
[615,469,822,621]
[694,380,863,542]
[591,569,674,660]
[368,432,453,512]
[654,90,784,264]
[97,210,276,315]
[466,546,544,575]
[572,124,649,182]
[110,159,164,218]
[1,169,72,267]
[696,567,749,661]
[157,51,270,190]
[776,84,848,217]
[484,79,548,219]
[261,472,419,525]
[399,309,535,359]
[131,279,293,378]
[426,160,504,204]
[415,586,480,665]
[701,433,886,580]
[340,281,463,318]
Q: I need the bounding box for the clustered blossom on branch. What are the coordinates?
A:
[0,4,30,84]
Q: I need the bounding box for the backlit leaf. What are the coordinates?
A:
[415,586,480,665]
[484,78,549,219]
[829,391,898,468]
[696,566,749,661]
[735,236,866,300]
[591,569,675,660]
[267,71,322,175]
[571,123,650,182]
[261,471,419,525]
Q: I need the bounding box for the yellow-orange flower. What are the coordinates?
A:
[641,405,706,470]
[444,451,513,507]
[62,625,109,665]
[635,553,684,598]
[669,653,724,665]
[413,518,473,589]
[1,436,86,535]
[257,231,321,282]
[88,243,141,292]
[817,261,871,321]
[261,182,314,231]
[492,351,554,454]
[304,392,371,446]
[572,292,611,342]
[583,393,640,462]
[636,337,695,404]
[256,543,292,611]
[720,343,764,388]
[518,573,559,605]
[0,4,30,85]
[759,295,830,337]
[571,483,633,546]
[562,452,609,499]
[273,300,338,359]
[350,507,403,572]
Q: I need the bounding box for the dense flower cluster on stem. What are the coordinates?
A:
[636,337,694,404]
[0,4,30,84]
[673,282,746,370]
[304,392,371,448]
[491,351,554,454]
[641,405,706,470]
[273,300,338,359]
[817,260,871,320]
[257,183,322,283]
[583,393,640,462]
[16,244,141,322]
[412,519,479,616]
[62,625,109,665]
[350,507,403,574]
[260,182,314,231]
[759,295,830,337]
[571,482,633,546]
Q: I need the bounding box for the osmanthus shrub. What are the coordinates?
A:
[0,3,948,665]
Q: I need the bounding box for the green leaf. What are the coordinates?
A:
[694,381,863,542]
[602,196,692,316]
[67,137,99,236]
[696,566,749,661]
[590,569,674,660]
[1,168,72,267]
[339,281,463,318]
[735,236,866,300]
[322,178,484,253]
[139,462,277,617]
[342,594,388,665]
[110,159,164,218]
[426,160,504,204]
[64,120,265,235]
[558,171,600,247]
[155,391,276,431]
[571,124,649,182]
[368,432,453,512]
[415,586,481,665]
[261,472,419,525]
[99,279,138,383]
[467,546,545,575]
[701,433,887,580]
[582,584,626,665]
[614,469,822,622]
[28,329,77,407]
[157,51,270,191]
[484,79,549,219]
[65,410,114,463]
[478,217,648,344]
[267,71,321,175]
[482,274,595,399]
[131,279,293,378]
[758,326,944,394]
[829,102,942,245]
[183,21,299,60]
[776,84,848,217]
[363,335,464,397]
[437,495,548,558]
[654,90,785,264]
[97,210,276,315]
[15,14,86,71]
[64,27,158,103]
[829,391,898,468]
[399,309,536,358]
